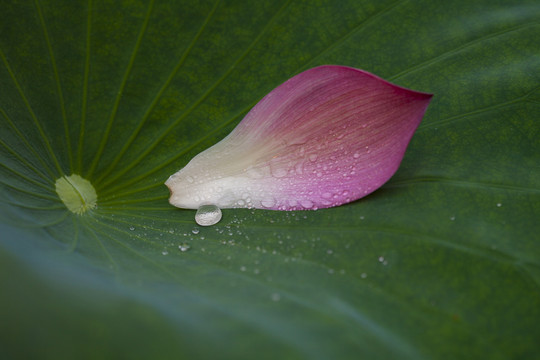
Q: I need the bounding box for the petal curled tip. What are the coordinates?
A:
[166,65,432,211]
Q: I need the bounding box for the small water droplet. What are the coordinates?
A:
[300,200,313,209]
[186,176,194,183]
[261,198,276,208]
[450,216,456,221]
[246,166,264,179]
[309,154,318,162]
[378,256,385,263]
[195,204,222,226]
[129,226,135,231]
[271,293,281,301]
[271,167,288,178]
[361,273,367,279]
[496,203,502,207]
[179,243,191,252]
[162,250,169,256]
[192,227,200,234]
[295,161,304,174]
[240,266,247,272]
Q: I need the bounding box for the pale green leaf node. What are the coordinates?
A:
[55,175,97,215]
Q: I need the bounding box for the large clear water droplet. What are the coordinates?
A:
[195,204,222,226]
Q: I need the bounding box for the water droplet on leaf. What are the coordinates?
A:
[195,204,222,226]
[179,243,191,252]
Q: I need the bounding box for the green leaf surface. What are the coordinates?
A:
[1,0,539,359]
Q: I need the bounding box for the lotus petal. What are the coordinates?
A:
[166,65,432,210]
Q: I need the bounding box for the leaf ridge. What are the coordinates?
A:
[0,108,57,179]
[77,0,93,173]
[388,177,540,193]
[389,22,540,82]
[34,0,73,171]
[0,49,63,175]
[95,0,222,185]
[82,216,119,269]
[86,0,156,178]
[0,136,53,185]
[418,88,540,132]
[300,0,406,71]
[0,158,55,194]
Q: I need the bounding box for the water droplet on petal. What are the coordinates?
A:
[271,167,288,178]
[300,200,314,209]
[295,161,304,175]
[309,154,318,162]
[195,204,222,226]
[246,166,264,179]
[261,198,276,208]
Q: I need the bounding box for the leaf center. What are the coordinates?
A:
[55,174,97,215]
